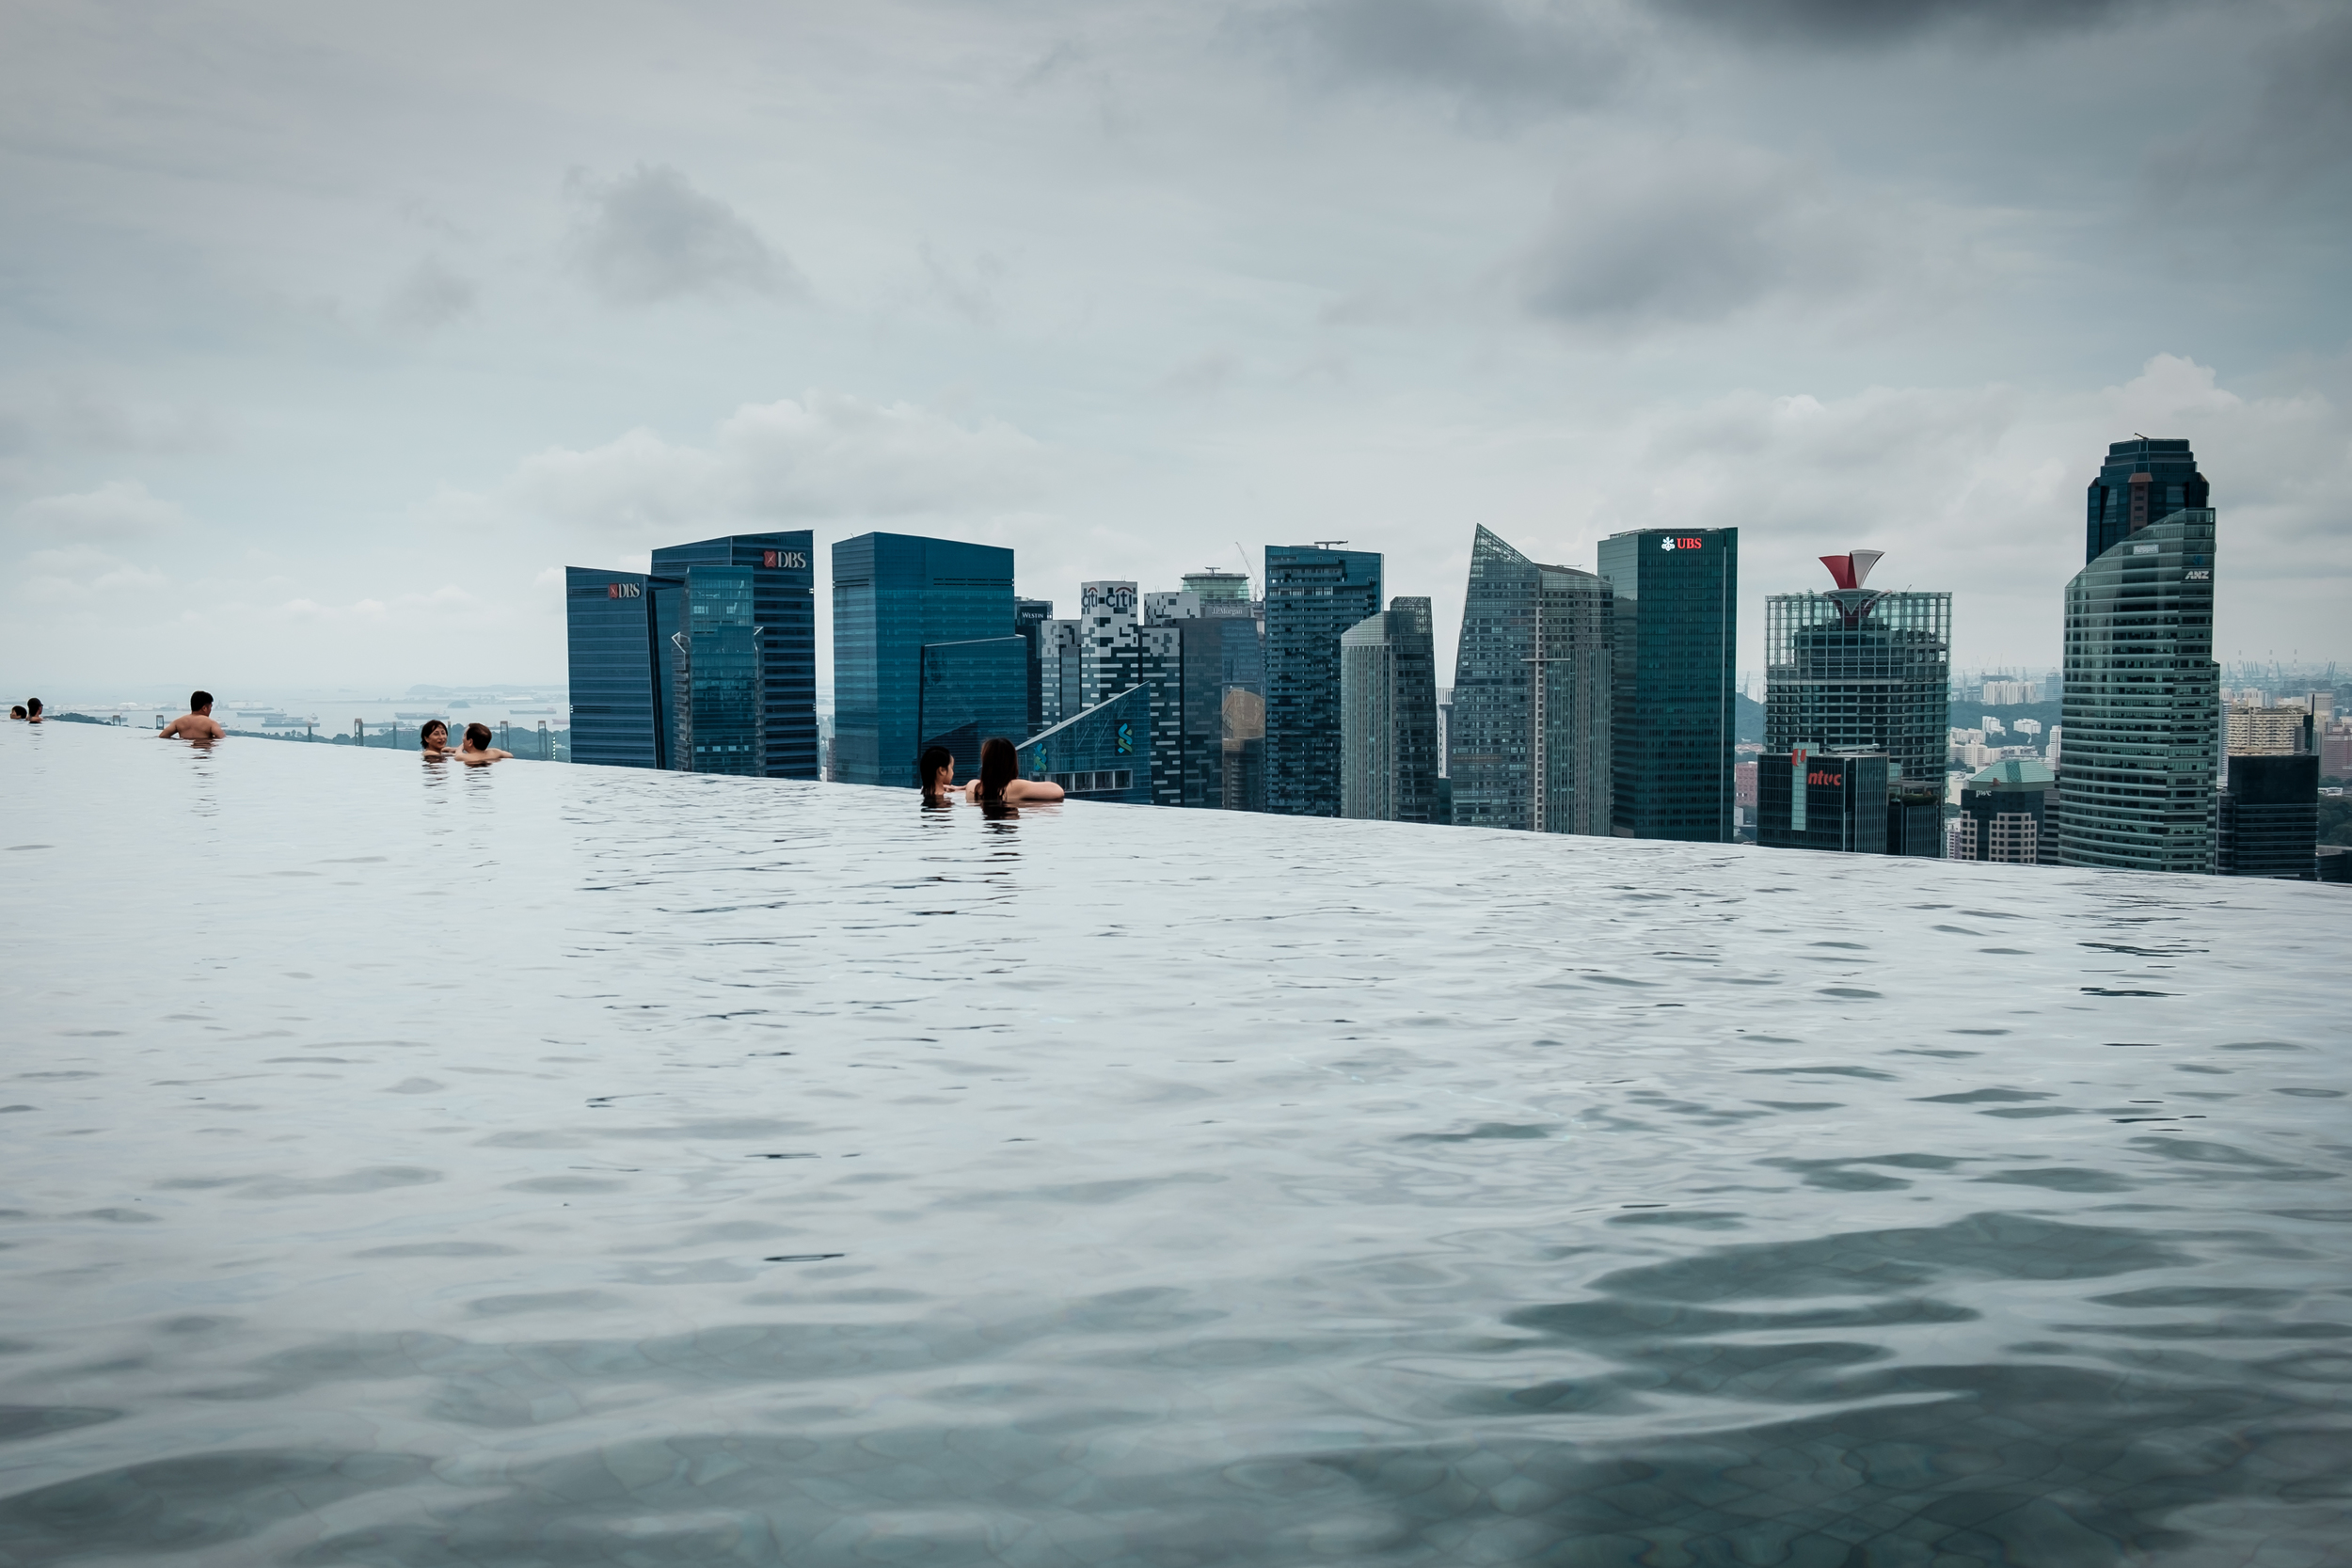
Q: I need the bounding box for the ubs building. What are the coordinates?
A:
[565,531,817,776]
[1597,528,1738,842]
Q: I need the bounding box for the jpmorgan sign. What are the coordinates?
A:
[762,549,808,570]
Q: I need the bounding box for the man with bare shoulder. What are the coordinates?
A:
[158,690,225,741]
[455,721,511,766]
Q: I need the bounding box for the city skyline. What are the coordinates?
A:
[5,6,2350,698]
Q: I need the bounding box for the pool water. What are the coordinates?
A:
[3,721,2349,1565]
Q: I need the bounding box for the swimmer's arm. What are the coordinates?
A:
[1013,779,1065,801]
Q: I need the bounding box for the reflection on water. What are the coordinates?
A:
[2,722,2349,1565]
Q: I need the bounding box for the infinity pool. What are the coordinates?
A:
[3,721,2348,1565]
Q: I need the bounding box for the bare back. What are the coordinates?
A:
[159,711,225,741]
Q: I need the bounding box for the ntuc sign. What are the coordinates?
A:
[1659,535,1705,550]
[607,582,642,599]
[1807,768,1843,787]
[762,549,808,570]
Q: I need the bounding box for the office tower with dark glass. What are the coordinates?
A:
[2218,753,2318,879]
[1448,527,1612,834]
[2057,439,2219,873]
[2087,437,2208,563]
[1015,598,1054,734]
[1263,545,1382,816]
[1341,596,1440,823]
[649,532,818,778]
[566,568,684,769]
[566,531,816,775]
[832,533,1020,787]
[1597,528,1737,842]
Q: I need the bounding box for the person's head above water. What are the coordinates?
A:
[189,690,213,714]
[421,720,449,749]
[918,745,955,796]
[462,722,494,751]
[8,705,23,721]
[977,736,1018,800]
[25,698,42,720]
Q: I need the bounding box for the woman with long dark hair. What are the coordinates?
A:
[918,745,958,804]
[964,736,1064,806]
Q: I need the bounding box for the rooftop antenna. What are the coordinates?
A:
[1313,540,1348,549]
[1232,542,1253,594]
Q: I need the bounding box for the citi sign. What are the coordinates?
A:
[1660,536,1705,551]
[762,549,808,569]
[607,582,643,598]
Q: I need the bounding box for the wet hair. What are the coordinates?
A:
[8,706,23,720]
[421,720,449,745]
[190,690,213,711]
[25,698,40,717]
[917,745,954,795]
[463,722,494,750]
[977,736,1018,801]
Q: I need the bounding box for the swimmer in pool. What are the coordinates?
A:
[964,736,1064,807]
[919,745,959,804]
[455,721,511,766]
[156,691,224,741]
[420,719,453,758]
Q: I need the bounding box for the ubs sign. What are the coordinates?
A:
[1660,536,1705,551]
[762,549,808,570]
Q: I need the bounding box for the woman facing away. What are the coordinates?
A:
[964,736,1064,806]
[918,745,959,804]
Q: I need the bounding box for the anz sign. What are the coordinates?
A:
[762,549,808,570]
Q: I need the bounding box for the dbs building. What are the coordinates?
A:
[565,532,818,777]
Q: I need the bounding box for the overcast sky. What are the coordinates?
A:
[4,0,2347,702]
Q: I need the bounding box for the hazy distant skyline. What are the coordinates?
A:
[4,0,2348,698]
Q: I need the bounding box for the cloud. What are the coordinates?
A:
[1159,348,1243,397]
[564,165,803,306]
[2145,8,2352,210]
[1251,0,1628,117]
[1652,0,2164,47]
[383,257,478,336]
[13,479,190,540]
[0,390,226,465]
[1510,143,1938,329]
[451,391,1052,540]
[19,545,170,602]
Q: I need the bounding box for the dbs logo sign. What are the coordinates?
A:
[607,582,643,598]
[762,549,808,569]
[1659,536,1705,551]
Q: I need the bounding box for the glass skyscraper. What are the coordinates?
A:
[2087,437,2208,565]
[2058,499,2219,874]
[1015,598,1054,735]
[1597,528,1737,842]
[1264,545,1382,816]
[1448,527,1613,835]
[1340,596,1440,824]
[1016,686,1152,805]
[1764,550,1950,798]
[566,531,815,776]
[917,637,1031,781]
[833,533,1020,787]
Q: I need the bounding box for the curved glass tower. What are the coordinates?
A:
[1447,527,1613,834]
[2057,502,2219,873]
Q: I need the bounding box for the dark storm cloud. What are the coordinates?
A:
[1651,0,2161,46]
[2148,8,2352,206]
[1251,0,1627,115]
[1512,150,1890,327]
[564,165,804,307]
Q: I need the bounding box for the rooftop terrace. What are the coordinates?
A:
[3,721,2348,1564]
